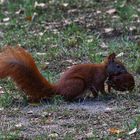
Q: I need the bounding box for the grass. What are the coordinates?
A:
[0,131,20,140]
[0,0,140,139]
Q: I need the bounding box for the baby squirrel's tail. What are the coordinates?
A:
[0,46,55,101]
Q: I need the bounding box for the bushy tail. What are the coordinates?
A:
[0,46,55,101]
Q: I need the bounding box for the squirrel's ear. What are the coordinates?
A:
[108,53,116,61]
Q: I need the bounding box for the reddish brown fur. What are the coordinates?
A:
[55,64,108,100]
[0,46,127,102]
[107,73,135,92]
[0,47,55,102]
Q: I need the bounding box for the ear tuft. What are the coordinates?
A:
[108,53,116,61]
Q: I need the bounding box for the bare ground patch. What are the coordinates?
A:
[0,82,140,139]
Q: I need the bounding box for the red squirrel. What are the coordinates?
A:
[107,73,135,92]
[0,46,127,102]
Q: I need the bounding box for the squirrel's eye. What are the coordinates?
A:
[117,65,120,68]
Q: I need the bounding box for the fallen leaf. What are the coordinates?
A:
[3,17,9,22]
[96,10,101,14]
[25,16,32,21]
[46,116,53,124]
[0,107,4,111]
[34,1,45,7]
[48,132,59,138]
[36,52,46,56]
[108,128,124,134]
[66,59,73,63]
[15,123,23,128]
[112,15,120,19]
[128,127,137,135]
[15,9,24,15]
[129,26,136,31]
[106,8,116,15]
[132,14,138,18]
[38,32,44,36]
[86,132,94,138]
[13,108,19,111]
[96,51,108,57]
[16,44,21,47]
[87,38,94,43]
[104,28,114,33]
[42,62,49,71]
[0,86,4,94]
[0,0,7,4]
[119,1,127,7]
[34,1,47,9]
[0,31,4,38]
[41,112,51,117]
[27,111,33,114]
[105,107,113,112]
[32,12,37,22]
[62,3,68,7]
[100,42,108,49]
[117,52,124,57]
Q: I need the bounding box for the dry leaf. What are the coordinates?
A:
[25,13,37,22]
[108,128,124,134]
[15,9,24,15]
[105,107,113,112]
[27,111,33,114]
[48,132,59,138]
[36,52,46,56]
[3,17,9,22]
[38,32,44,36]
[100,42,108,49]
[32,12,37,22]
[16,44,21,47]
[132,14,139,18]
[25,16,32,21]
[106,8,116,15]
[15,123,23,128]
[87,39,93,43]
[112,15,119,19]
[42,62,49,71]
[34,1,47,9]
[0,107,4,111]
[96,10,101,14]
[0,31,4,38]
[117,52,124,57]
[62,3,68,7]
[129,26,136,31]
[34,1,45,7]
[128,127,137,135]
[46,116,53,124]
[0,0,7,4]
[13,108,19,111]
[104,28,113,33]
[66,59,73,63]
[96,51,108,57]
[41,112,51,117]
[0,86,4,94]
[86,132,94,138]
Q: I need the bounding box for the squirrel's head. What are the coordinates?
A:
[104,53,127,76]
